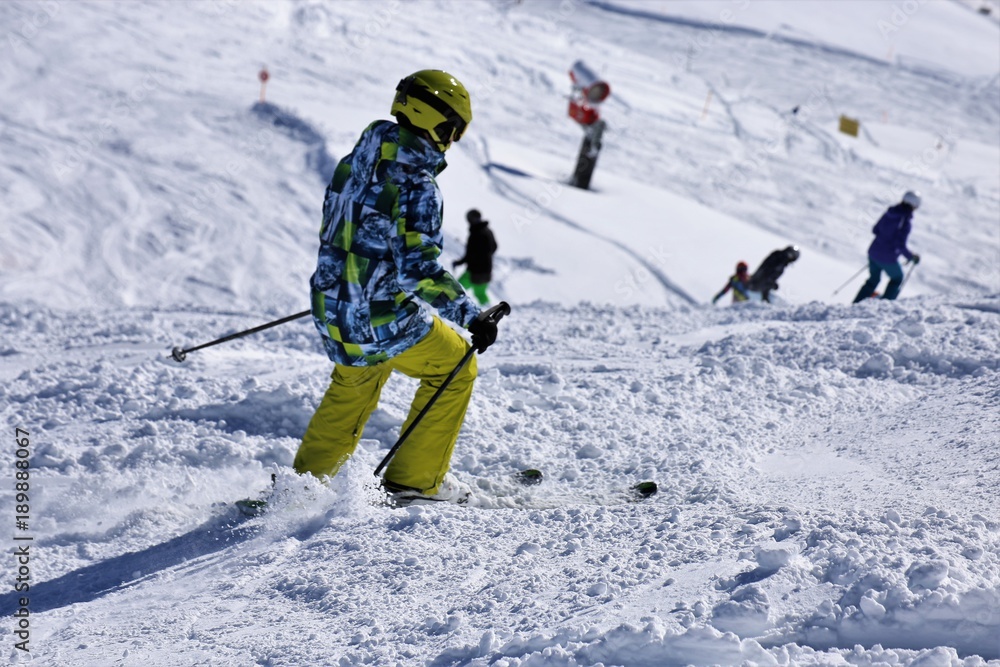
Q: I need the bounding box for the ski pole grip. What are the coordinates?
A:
[483,301,511,325]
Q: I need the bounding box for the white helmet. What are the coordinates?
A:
[902,190,921,209]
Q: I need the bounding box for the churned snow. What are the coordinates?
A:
[1,1,998,666]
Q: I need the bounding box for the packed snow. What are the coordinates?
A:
[1,1,998,665]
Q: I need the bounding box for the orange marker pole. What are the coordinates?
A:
[699,90,713,122]
[258,67,269,103]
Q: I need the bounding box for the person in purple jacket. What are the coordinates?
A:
[853,191,922,303]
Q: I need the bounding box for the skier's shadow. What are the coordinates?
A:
[2,511,258,614]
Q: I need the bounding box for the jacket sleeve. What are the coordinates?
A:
[713,280,731,302]
[898,217,914,261]
[389,178,479,328]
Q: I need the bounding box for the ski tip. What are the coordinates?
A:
[516,468,544,486]
[235,498,268,517]
[632,481,658,499]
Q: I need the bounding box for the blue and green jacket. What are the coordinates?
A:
[310,120,479,366]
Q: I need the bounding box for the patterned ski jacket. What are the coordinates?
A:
[310,120,479,366]
[868,204,915,265]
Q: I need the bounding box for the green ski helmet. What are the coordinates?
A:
[391,70,472,152]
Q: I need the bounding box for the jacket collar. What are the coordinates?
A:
[395,124,448,175]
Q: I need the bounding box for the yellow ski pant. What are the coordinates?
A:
[293,317,477,495]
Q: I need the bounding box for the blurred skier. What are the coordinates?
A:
[852,191,922,303]
[711,261,751,305]
[452,208,498,305]
[294,70,498,503]
[748,245,800,303]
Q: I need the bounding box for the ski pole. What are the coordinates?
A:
[170,309,311,362]
[373,301,511,479]
[832,264,869,296]
[899,260,918,292]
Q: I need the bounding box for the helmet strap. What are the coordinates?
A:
[394,76,415,106]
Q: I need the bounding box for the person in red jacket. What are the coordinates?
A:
[712,261,751,304]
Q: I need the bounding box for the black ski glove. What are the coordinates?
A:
[467,312,498,353]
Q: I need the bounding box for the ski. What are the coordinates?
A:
[232,469,658,515]
[515,468,544,485]
[518,468,658,501]
[632,481,658,499]
[234,498,269,517]
[234,473,276,517]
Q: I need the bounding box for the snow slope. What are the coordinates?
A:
[598,0,1000,76]
[1,1,999,665]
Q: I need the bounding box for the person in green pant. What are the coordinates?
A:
[453,209,498,305]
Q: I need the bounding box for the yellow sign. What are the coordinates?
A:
[839,115,860,137]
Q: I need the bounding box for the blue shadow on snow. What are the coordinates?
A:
[251,101,338,183]
[2,512,259,614]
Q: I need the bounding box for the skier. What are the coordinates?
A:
[852,191,921,303]
[293,70,497,503]
[452,209,498,305]
[712,261,751,305]
[748,246,800,303]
